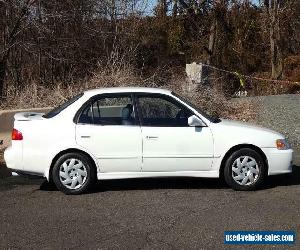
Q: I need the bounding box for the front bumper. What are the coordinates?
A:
[262,148,293,175]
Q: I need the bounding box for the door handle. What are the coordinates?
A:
[80,135,91,138]
[146,136,158,140]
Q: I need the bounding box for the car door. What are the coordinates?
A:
[136,93,214,172]
[75,93,142,172]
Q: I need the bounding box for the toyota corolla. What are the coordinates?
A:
[4,87,293,194]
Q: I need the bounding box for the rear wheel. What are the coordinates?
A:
[224,148,267,191]
[52,152,96,195]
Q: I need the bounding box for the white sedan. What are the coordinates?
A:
[4,87,293,194]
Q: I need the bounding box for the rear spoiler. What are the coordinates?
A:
[14,112,45,121]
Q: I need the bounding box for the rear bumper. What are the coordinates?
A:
[4,146,46,178]
[262,148,293,175]
[4,145,23,172]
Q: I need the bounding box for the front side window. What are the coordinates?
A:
[78,94,135,125]
[172,92,221,123]
[137,94,193,127]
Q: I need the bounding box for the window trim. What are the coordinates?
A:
[74,91,208,127]
[134,93,197,127]
[74,93,139,126]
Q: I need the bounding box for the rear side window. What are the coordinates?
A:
[43,93,83,118]
[78,95,135,125]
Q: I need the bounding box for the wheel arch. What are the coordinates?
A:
[47,148,98,182]
[219,144,269,179]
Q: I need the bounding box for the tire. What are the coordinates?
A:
[52,152,96,195]
[223,148,267,191]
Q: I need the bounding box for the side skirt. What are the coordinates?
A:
[97,171,219,180]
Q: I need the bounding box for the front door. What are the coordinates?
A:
[136,93,214,172]
[75,93,142,172]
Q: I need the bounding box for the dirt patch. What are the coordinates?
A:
[227,98,257,122]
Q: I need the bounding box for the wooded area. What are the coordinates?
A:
[0,0,299,104]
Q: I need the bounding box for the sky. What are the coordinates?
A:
[145,0,261,14]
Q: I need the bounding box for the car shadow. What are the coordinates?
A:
[264,164,300,189]
[92,177,228,192]
[39,165,300,193]
[39,177,228,192]
[0,161,11,179]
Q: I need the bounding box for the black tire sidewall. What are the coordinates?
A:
[224,148,267,191]
[52,153,96,195]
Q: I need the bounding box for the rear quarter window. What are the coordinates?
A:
[43,93,84,118]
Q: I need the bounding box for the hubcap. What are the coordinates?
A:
[231,156,260,186]
[59,158,87,190]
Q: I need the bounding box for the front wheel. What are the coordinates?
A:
[52,153,96,195]
[224,148,267,191]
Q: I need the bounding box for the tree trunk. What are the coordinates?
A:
[207,18,217,65]
[158,0,167,17]
[172,0,178,17]
[269,0,283,79]
[204,4,220,86]
[0,61,6,98]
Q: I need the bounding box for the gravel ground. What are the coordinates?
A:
[240,94,300,148]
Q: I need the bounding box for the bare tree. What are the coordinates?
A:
[0,0,35,98]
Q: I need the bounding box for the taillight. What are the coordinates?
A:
[12,128,23,140]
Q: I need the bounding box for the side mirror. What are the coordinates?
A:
[188,115,206,127]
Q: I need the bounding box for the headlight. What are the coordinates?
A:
[276,139,291,150]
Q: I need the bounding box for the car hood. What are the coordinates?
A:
[220,119,283,136]
[210,119,285,148]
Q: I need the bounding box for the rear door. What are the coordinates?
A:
[75,93,142,172]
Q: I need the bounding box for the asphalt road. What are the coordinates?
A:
[0,152,299,249]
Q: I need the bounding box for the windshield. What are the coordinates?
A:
[43,93,84,118]
[171,92,221,123]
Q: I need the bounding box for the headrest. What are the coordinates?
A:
[122,104,133,119]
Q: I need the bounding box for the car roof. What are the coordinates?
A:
[84,87,172,97]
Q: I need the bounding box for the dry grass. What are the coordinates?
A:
[0,62,256,122]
